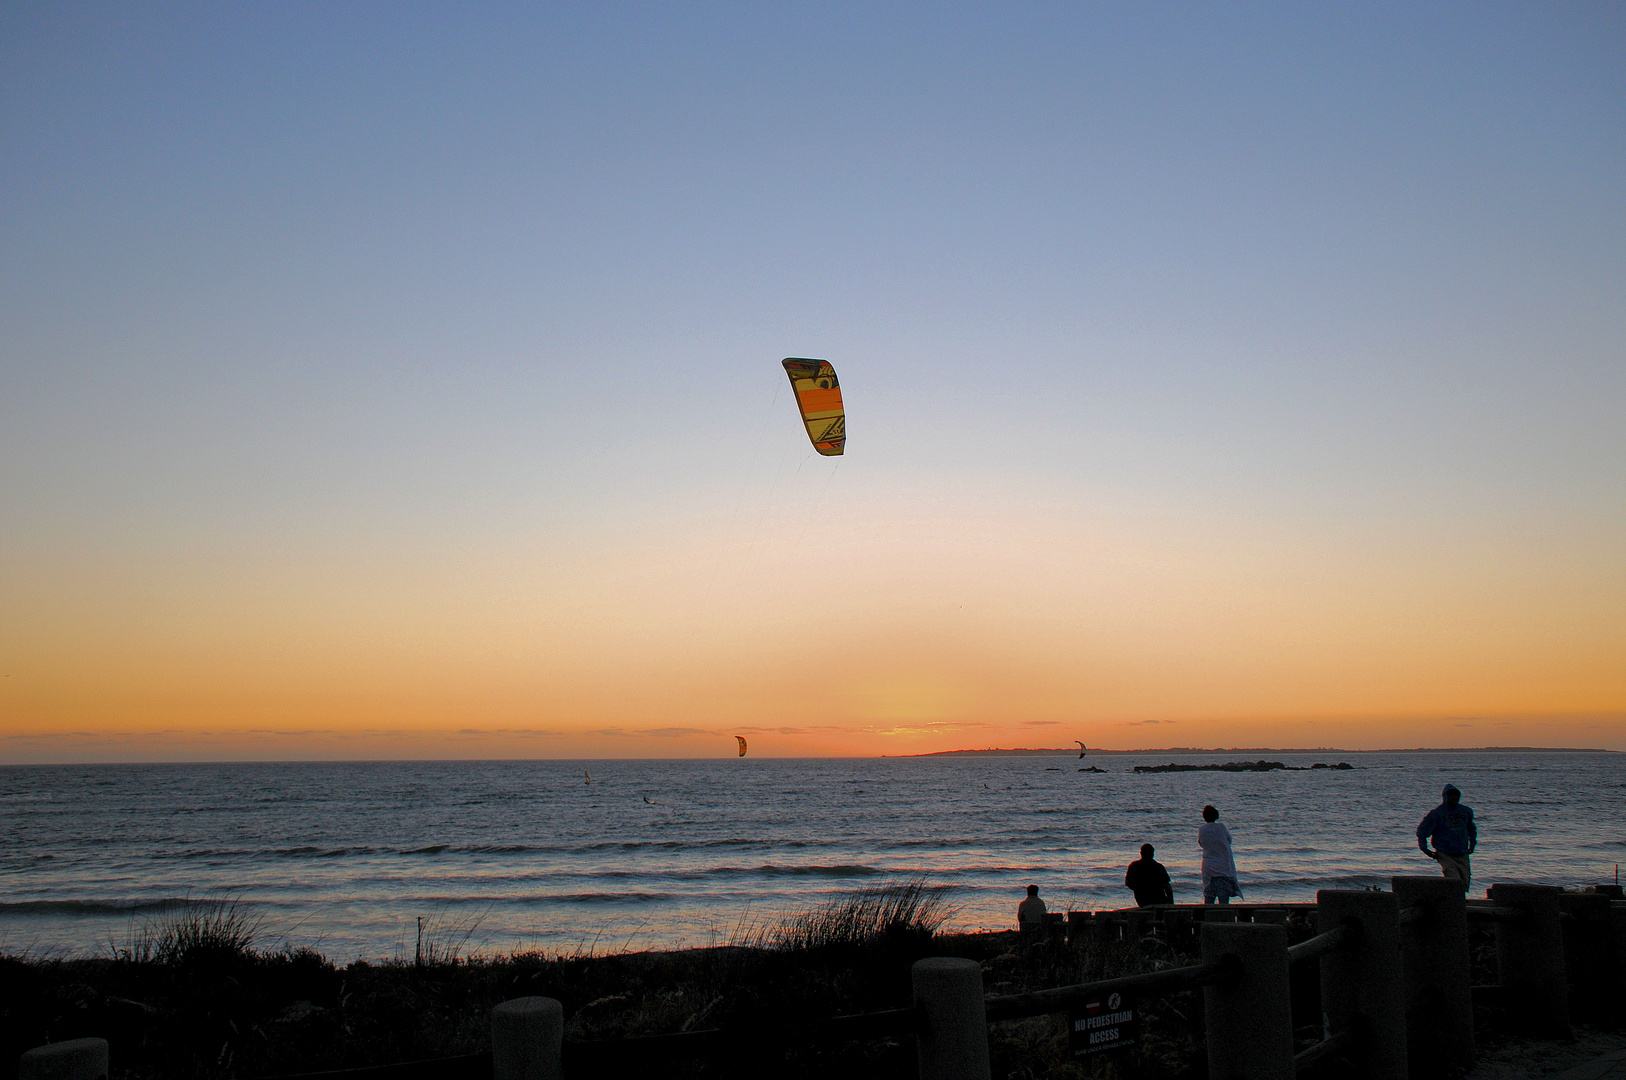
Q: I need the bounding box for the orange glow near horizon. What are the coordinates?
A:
[5,486,1622,762]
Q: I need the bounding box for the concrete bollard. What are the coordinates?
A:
[1557,892,1620,1022]
[1317,890,1407,1080]
[491,996,563,1080]
[1394,875,1474,1071]
[912,957,991,1080]
[1487,883,1570,1038]
[1201,922,1294,1080]
[18,1039,108,1080]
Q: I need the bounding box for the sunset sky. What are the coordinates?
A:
[3,4,1623,762]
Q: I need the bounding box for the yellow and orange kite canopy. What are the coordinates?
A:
[782,358,845,456]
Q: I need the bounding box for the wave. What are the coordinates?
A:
[1222,873,1393,889]
[129,838,857,861]
[264,846,380,859]
[726,864,880,878]
[130,846,384,860]
[549,892,674,904]
[0,898,193,916]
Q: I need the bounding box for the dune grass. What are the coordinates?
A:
[107,898,261,966]
[410,907,489,968]
[750,876,957,951]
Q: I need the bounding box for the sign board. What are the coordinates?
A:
[1069,991,1137,1058]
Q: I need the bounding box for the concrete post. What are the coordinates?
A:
[1558,892,1619,1022]
[1316,890,1407,1080]
[1487,883,1570,1037]
[1124,909,1150,939]
[1201,922,1294,1080]
[1393,875,1474,1071]
[912,957,991,1080]
[18,1039,108,1080]
[1613,903,1626,982]
[1165,908,1195,945]
[491,996,563,1080]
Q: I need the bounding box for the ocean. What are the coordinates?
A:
[2,751,1620,961]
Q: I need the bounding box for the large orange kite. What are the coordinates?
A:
[781,358,845,456]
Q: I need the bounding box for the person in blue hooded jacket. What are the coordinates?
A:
[1417,784,1477,889]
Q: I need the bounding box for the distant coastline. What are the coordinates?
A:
[905,746,1617,757]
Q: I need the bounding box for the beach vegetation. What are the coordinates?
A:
[409,907,488,968]
[1,884,1525,1079]
[0,882,1177,1079]
[107,898,261,968]
[749,876,956,951]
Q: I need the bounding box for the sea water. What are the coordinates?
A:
[2,751,1620,960]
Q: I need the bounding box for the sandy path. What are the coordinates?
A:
[1467,1030,1626,1080]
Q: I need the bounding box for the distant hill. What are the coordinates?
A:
[906,746,1614,757]
[908,748,1082,757]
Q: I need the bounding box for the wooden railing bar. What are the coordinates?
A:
[983,955,1240,1023]
[1293,1028,1356,1074]
[1286,920,1356,965]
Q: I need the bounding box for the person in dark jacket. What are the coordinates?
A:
[1125,843,1174,906]
[1018,884,1047,933]
[1417,783,1477,889]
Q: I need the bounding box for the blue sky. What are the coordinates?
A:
[3,3,1623,759]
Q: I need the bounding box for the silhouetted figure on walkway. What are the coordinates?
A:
[1198,804,1242,905]
[1125,843,1174,906]
[1417,783,1477,890]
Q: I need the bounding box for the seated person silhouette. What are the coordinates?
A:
[1125,843,1174,906]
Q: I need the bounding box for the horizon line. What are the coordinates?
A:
[2,744,1618,767]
